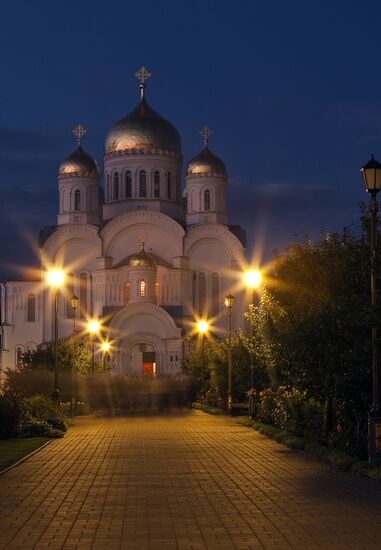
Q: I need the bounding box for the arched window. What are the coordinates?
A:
[140,280,146,297]
[139,170,147,197]
[74,190,81,211]
[204,189,211,211]
[211,273,219,317]
[154,171,160,198]
[66,273,74,318]
[106,174,110,201]
[124,283,130,305]
[113,172,119,200]
[80,272,88,318]
[167,172,172,199]
[125,171,132,198]
[198,273,206,317]
[155,282,160,305]
[16,347,23,369]
[27,293,36,322]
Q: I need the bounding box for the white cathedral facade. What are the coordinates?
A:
[0,68,248,378]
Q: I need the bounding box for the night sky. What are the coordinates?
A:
[1,0,381,278]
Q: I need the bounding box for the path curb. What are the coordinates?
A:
[0,439,54,476]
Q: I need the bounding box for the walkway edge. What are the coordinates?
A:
[0,439,54,476]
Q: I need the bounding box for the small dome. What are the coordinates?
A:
[129,242,156,268]
[59,146,99,177]
[105,97,181,156]
[186,146,226,177]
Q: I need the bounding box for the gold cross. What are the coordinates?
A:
[73,124,86,147]
[200,125,213,146]
[135,66,152,85]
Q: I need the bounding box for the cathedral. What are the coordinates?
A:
[0,67,248,378]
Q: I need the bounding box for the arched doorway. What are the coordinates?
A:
[129,342,156,375]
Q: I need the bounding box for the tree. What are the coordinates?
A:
[246,225,376,456]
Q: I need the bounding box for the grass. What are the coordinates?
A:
[192,402,226,415]
[0,438,51,472]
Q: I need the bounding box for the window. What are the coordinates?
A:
[204,189,211,211]
[124,283,130,305]
[139,171,147,197]
[167,172,172,199]
[155,282,160,304]
[27,293,36,322]
[80,272,88,318]
[74,190,81,211]
[125,171,132,198]
[106,174,110,201]
[211,273,219,317]
[154,171,160,198]
[140,280,146,297]
[66,273,74,318]
[16,347,23,369]
[113,172,119,200]
[198,273,206,317]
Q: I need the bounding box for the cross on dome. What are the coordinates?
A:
[73,124,86,147]
[200,125,213,147]
[135,66,152,99]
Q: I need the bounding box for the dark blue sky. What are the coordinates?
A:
[1,0,381,277]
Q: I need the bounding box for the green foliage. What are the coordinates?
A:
[22,337,96,375]
[20,394,67,433]
[183,334,269,404]
[243,225,378,458]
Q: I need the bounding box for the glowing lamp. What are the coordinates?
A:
[101,342,110,353]
[244,269,262,289]
[197,320,209,333]
[87,320,100,334]
[361,155,381,194]
[224,294,235,309]
[70,294,79,310]
[47,269,65,288]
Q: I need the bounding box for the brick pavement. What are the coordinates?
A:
[1,411,381,549]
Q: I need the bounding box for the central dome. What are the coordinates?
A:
[105,97,182,156]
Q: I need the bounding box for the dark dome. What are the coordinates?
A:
[186,146,226,177]
[105,97,181,156]
[59,146,99,177]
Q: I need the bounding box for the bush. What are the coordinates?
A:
[20,420,64,438]
[20,395,67,433]
[0,394,19,439]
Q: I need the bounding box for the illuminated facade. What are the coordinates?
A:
[0,68,247,377]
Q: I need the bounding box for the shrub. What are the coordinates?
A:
[20,395,67,433]
[0,393,19,438]
[20,420,64,438]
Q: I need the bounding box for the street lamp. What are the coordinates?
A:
[87,319,100,374]
[361,154,381,464]
[101,341,110,373]
[197,320,209,396]
[70,294,79,415]
[46,269,65,402]
[244,268,262,417]
[224,294,235,412]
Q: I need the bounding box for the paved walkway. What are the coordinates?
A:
[1,412,381,549]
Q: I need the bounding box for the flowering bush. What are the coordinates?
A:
[253,386,324,440]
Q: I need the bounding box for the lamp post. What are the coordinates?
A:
[87,319,100,374]
[101,341,110,373]
[361,155,381,464]
[224,294,235,413]
[244,269,262,417]
[47,269,65,402]
[197,320,209,396]
[70,294,79,415]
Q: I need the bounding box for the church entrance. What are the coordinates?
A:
[129,343,156,375]
[142,351,156,375]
